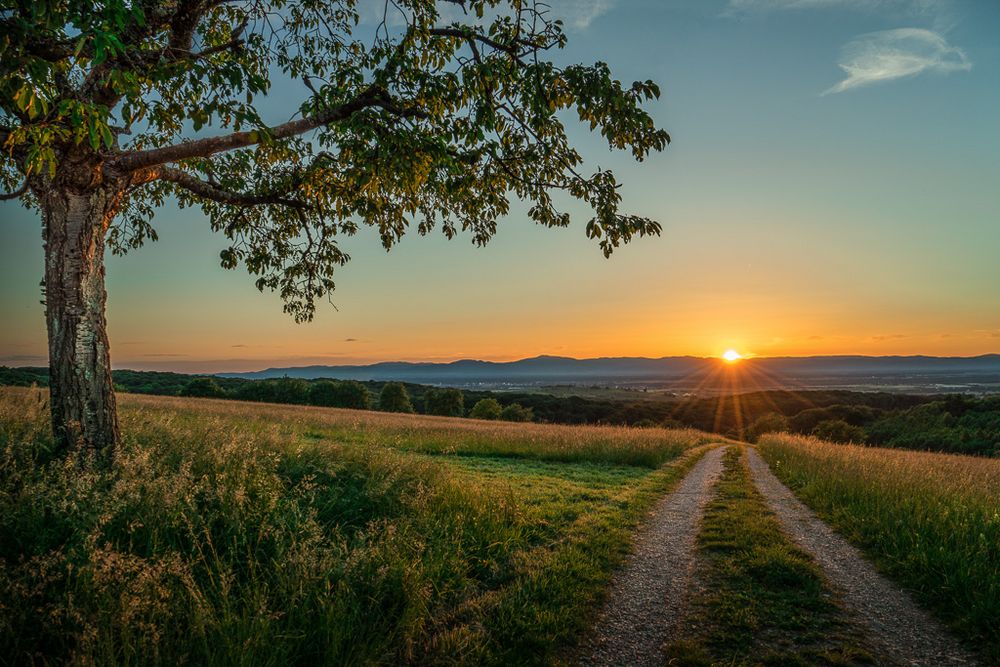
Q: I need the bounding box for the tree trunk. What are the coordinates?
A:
[41,186,121,456]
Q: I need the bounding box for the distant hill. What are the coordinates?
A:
[217,354,1000,393]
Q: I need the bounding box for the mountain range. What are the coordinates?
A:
[218,354,1000,393]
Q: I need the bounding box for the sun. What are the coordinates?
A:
[722,349,743,363]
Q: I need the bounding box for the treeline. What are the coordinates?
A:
[3,366,998,455]
[743,394,1000,457]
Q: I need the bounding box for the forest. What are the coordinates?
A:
[3,366,997,456]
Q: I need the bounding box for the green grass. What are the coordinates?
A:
[121,392,717,469]
[0,388,713,666]
[664,446,873,666]
[757,434,1000,664]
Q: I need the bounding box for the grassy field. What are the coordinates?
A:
[0,388,716,666]
[665,446,872,666]
[757,434,1000,663]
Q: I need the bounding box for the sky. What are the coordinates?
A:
[2,0,999,372]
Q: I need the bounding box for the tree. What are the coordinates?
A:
[310,380,371,409]
[812,419,866,445]
[1,0,669,456]
[745,412,789,443]
[425,388,464,417]
[500,402,533,422]
[379,382,414,413]
[271,378,311,405]
[469,397,502,420]
[178,377,226,398]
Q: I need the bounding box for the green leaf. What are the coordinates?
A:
[88,123,100,151]
[100,124,114,148]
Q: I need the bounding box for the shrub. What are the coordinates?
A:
[178,377,226,398]
[470,398,503,420]
[745,413,789,443]
[378,382,414,413]
[811,419,865,444]
[424,388,464,417]
[500,403,533,423]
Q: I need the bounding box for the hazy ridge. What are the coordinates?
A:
[218,354,1000,393]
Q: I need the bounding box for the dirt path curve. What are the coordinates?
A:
[745,447,981,667]
[582,445,728,667]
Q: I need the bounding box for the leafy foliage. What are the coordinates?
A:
[378,381,414,413]
[500,402,532,422]
[2,0,669,320]
[469,397,502,420]
[309,379,372,409]
[810,419,865,444]
[744,412,788,443]
[178,377,226,398]
[425,387,464,417]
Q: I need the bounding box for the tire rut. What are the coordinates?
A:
[745,447,981,667]
[582,445,728,667]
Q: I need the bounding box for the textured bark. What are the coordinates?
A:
[41,186,121,455]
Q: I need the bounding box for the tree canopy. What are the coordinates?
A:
[2,0,669,321]
[378,382,414,413]
[425,387,464,417]
[469,397,501,419]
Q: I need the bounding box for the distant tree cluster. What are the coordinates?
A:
[228,378,372,409]
[4,367,998,456]
[178,378,227,399]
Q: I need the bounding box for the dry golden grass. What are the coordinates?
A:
[118,392,716,468]
[758,433,1000,661]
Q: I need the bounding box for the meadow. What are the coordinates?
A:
[757,434,1000,662]
[0,388,715,666]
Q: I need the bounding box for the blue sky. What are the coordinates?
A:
[2,0,998,371]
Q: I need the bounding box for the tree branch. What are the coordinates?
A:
[108,86,425,175]
[0,179,28,201]
[155,166,308,208]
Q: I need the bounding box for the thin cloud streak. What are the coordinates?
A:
[824,28,970,94]
[726,0,945,13]
[556,0,615,29]
[356,0,614,32]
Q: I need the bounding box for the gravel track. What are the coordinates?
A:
[745,447,981,667]
[581,445,728,667]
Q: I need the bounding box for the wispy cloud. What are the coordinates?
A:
[357,0,614,32]
[552,0,615,30]
[824,28,970,94]
[726,0,944,14]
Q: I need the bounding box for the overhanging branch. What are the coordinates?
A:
[0,179,28,201]
[107,86,425,176]
[156,166,307,208]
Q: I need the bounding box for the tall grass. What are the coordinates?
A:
[118,393,716,468]
[0,388,711,665]
[757,433,1000,662]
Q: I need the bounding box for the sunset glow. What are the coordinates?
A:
[722,350,743,363]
